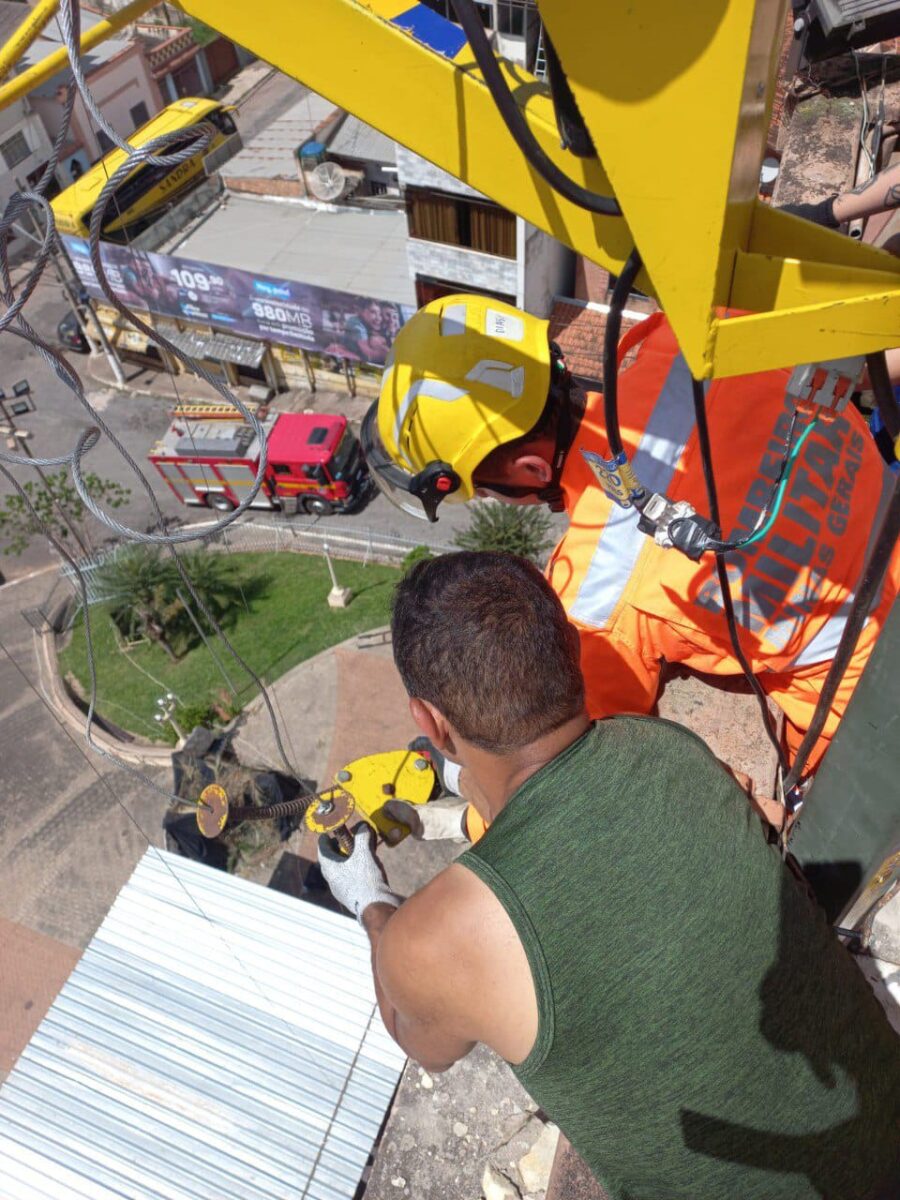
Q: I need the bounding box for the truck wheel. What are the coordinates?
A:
[303,497,334,517]
[207,494,236,513]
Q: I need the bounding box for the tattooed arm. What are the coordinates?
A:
[780,161,900,228]
[833,161,900,223]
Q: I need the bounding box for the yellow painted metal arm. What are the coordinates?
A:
[176,0,635,278]
[0,0,157,110]
[173,0,899,378]
[0,0,60,85]
[2,0,897,379]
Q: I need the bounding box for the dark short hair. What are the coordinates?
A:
[391,551,585,753]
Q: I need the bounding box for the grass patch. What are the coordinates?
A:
[58,551,398,741]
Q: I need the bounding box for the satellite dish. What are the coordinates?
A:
[308,160,346,202]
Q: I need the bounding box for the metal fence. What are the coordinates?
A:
[58,519,455,608]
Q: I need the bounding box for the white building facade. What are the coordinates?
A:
[396,144,573,316]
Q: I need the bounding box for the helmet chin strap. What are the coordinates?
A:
[536,377,579,512]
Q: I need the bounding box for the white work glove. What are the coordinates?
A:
[317,826,400,922]
[384,798,470,843]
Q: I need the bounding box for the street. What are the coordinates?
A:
[0,569,168,957]
[0,276,503,581]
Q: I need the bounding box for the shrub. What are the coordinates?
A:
[453,502,554,564]
[401,545,436,574]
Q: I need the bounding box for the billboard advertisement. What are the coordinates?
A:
[63,236,414,367]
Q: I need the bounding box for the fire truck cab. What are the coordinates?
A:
[149,410,369,517]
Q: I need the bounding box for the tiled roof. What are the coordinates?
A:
[549,296,658,382]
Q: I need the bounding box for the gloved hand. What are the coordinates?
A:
[317,825,400,922]
[778,195,839,229]
[384,797,470,843]
[408,736,462,795]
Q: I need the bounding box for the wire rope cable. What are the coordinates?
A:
[782,476,900,793]
[690,378,790,777]
[601,246,643,461]
[448,0,622,217]
[0,0,316,802]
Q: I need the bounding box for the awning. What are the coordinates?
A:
[164,326,266,368]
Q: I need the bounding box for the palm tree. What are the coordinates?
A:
[96,546,250,660]
[97,545,182,659]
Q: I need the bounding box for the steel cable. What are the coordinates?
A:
[0,0,315,800]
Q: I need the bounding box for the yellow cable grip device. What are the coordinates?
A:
[306,749,435,844]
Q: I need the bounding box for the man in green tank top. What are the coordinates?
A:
[318,551,900,1199]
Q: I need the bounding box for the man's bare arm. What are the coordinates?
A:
[364,898,476,1073]
[833,161,900,223]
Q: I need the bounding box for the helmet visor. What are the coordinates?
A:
[360,402,429,521]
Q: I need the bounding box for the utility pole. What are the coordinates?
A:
[14,177,126,388]
[54,233,127,389]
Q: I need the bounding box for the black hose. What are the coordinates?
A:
[602,247,643,458]
[448,0,622,217]
[866,349,900,442]
[783,476,900,792]
[691,378,790,776]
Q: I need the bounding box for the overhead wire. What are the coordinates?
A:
[782,476,900,794]
[699,411,819,553]
[601,247,643,462]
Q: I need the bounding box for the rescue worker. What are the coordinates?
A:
[361,293,900,811]
[318,551,900,1200]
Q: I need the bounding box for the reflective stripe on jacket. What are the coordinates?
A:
[547,312,900,736]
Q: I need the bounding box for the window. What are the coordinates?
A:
[129,101,149,131]
[95,128,115,155]
[108,132,197,217]
[1,131,30,170]
[272,463,292,475]
[407,188,516,258]
[497,0,526,36]
[416,275,515,308]
[207,108,236,136]
[307,427,329,445]
[421,0,493,25]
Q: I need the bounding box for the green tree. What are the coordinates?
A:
[0,470,130,558]
[96,546,249,661]
[186,17,217,45]
[453,502,554,564]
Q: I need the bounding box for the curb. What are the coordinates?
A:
[36,615,175,769]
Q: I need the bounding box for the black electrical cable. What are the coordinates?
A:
[783,476,900,793]
[866,348,900,443]
[691,378,790,776]
[602,247,643,459]
[448,0,622,217]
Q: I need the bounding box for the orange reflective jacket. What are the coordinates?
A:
[547,313,899,772]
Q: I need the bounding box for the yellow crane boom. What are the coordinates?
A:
[2,0,898,380]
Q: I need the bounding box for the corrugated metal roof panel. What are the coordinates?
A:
[0,849,406,1199]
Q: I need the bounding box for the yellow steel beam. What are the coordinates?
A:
[0,0,157,110]
[731,250,900,311]
[537,0,788,376]
[710,288,900,376]
[0,0,60,85]
[3,0,898,379]
[175,0,636,275]
[748,199,900,274]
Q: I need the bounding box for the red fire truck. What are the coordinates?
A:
[149,410,369,516]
